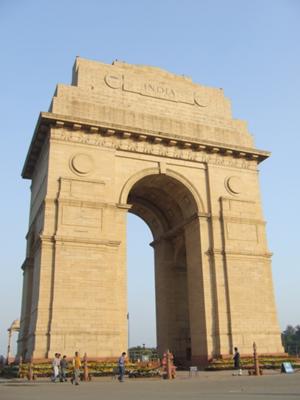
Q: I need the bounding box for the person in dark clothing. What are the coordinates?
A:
[60,355,68,382]
[117,352,126,382]
[233,347,242,376]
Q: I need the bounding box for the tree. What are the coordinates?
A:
[282,325,300,355]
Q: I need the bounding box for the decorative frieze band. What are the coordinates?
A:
[22,112,270,178]
[49,128,257,171]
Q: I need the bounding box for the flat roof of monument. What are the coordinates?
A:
[73,56,195,81]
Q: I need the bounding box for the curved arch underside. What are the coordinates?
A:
[127,174,199,241]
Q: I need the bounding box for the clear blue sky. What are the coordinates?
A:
[0,0,299,356]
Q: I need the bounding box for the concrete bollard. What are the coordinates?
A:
[253,342,261,376]
[28,358,34,381]
[83,353,89,381]
[18,356,23,378]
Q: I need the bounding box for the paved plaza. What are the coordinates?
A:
[1,371,299,400]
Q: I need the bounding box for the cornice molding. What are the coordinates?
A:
[22,112,270,179]
[40,234,121,248]
[206,248,273,259]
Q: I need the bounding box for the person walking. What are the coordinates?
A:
[52,353,61,382]
[71,352,82,385]
[60,355,68,382]
[233,347,242,376]
[117,352,126,382]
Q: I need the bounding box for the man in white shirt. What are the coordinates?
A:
[51,353,61,382]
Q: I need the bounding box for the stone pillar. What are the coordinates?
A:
[184,217,208,365]
[43,203,128,358]
[17,258,34,359]
[198,213,226,358]
[170,234,191,363]
[220,196,284,354]
[153,231,192,364]
[153,238,174,356]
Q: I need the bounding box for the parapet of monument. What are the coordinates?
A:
[18,57,283,364]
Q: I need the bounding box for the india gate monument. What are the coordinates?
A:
[18,57,283,365]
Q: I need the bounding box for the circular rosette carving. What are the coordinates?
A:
[225,176,243,195]
[194,91,209,107]
[104,73,123,89]
[70,153,94,175]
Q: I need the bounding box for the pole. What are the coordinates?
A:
[18,356,23,378]
[83,353,89,381]
[28,357,33,381]
[166,350,172,379]
[253,342,261,376]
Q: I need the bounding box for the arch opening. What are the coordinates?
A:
[126,174,200,366]
[127,214,156,350]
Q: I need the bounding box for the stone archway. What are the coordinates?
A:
[17,57,284,364]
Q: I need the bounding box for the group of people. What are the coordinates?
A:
[52,351,126,384]
[52,351,81,385]
[52,348,240,383]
